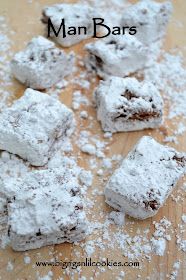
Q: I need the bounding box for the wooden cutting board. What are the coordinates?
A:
[0,0,186,279]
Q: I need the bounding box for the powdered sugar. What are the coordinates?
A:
[108,211,125,226]
[95,77,163,132]
[169,261,181,280]
[11,36,74,89]
[85,35,153,78]
[121,0,172,45]
[151,237,166,256]
[143,52,186,120]
[41,3,99,47]
[0,16,14,110]
[4,166,87,251]
[6,261,14,271]
[24,255,31,264]
[181,215,186,223]
[37,271,53,280]
[0,0,186,279]
[72,90,90,111]
[0,88,75,166]
[105,136,186,219]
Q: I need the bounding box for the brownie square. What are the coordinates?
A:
[7,167,87,251]
[105,136,186,219]
[95,77,163,132]
[0,88,74,166]
[11,36,74,89]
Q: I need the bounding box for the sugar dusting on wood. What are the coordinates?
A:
[0,0,186,279]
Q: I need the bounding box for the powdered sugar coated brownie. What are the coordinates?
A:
[11,36,74,89]
[0,88,74,166]
[5,167,87,251]
[41,4,97,47]
[85,35,153,78]
[94,77,163,132]
[121,0,172,45]
[105,136,186,219]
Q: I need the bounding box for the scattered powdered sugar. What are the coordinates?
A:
[176,238,186,252]
[45,79,69,99]
[24,255,31,264]
[175,122,186,135]
[6,260,14,271]
[168,90,186,119]
[114,229,152,260]
[143,52,186,94]
[79,170,93,188]
[80,110,88,119]
[81,143,96,155]
[78,130,108,159]
[72,90,90,111]
[37,271,53,280]
[112,217,172,260]
[0,16,14,110]
[163,136,178,144]
[142,50,186,147]
[181,215,186,223]
[143,52,186,119]
[151,237,166,256]
[84,240,95,257]
[0,1,186,279]
[0,17,13,82]
[168,261,181,280]
[108,211,125,226]
[73,70,91,90]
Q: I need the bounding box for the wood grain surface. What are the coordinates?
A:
[0,0,186,279]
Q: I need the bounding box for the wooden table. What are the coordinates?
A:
[0,1,186,279]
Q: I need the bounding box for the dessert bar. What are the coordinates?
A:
[4,167,87,251]
[121,0,172,45]
[11,36,74,89]
[0,88,74,166]
[41,3,97,47]
[94,77,163,132]
[85,35,152,78]
[105,136,186,219]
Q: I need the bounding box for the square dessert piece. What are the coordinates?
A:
[0,88,74,166]
[11,36,74,89]
[121,0,172,45]
[105,136,186,219]
[41,4,97,47]
[94,77,163,133]
[5,167,87,251]
[85,35,152,78]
